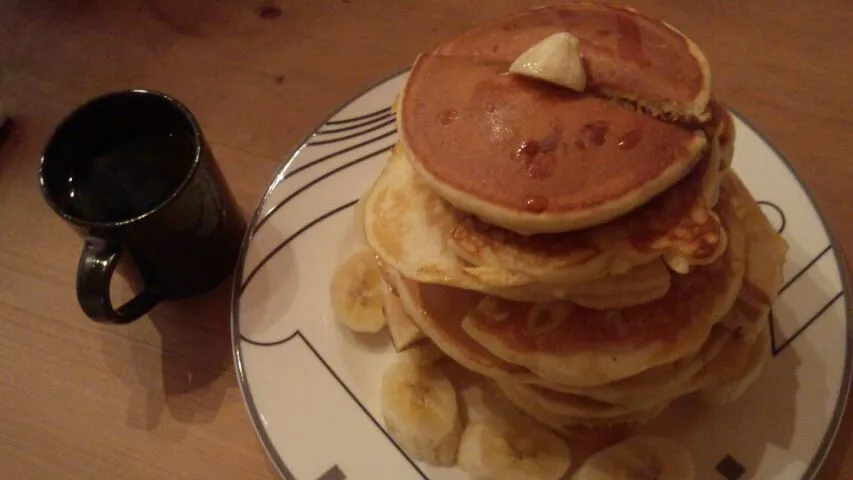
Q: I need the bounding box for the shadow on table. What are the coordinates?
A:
[100,274,236,437]
[0,119,17,173]
[152,276,235,422]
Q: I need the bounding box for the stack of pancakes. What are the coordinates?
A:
[362,3,788,435]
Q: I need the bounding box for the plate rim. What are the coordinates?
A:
[229,69,853,480]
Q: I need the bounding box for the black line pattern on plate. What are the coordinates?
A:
[769,245,840,355]
[774,291,844,355]
[757,200,786,234]
[243,331,428,479]
[317,111,395,135]
[240,199,358,295]
[308,117,397,146]
[324,106,393,126]
[287,130,395,179]
[768,309,779,358]
[716,455,746,480]
[253,142,393,233]
[242,331,299,347]
[317,465,345,480]
[779,245,832,294]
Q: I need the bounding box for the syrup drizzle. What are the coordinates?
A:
[512,128,563,180]
[617,129,643,150]
[524,195,549,213]
[579,121,610,146]
[437,109,458,125]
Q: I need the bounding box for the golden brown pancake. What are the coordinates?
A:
[400,53,707,234]
[447,149,726,280]
[364,147,726,306]
[551,235,775,406]
[715,171,787,340]
[534,326,733,407]
[458,190,746,387]
[511,305,768,415]
[388,267,539,382]
[511,321,768,421]
[484,260,671,309]
[390,263,687,389]
[389,260,745,405]
[595,149,725,274]
[708,100,736,170]
[526,274,772,408]
[435,3,712,121]
[697,323,771,406]
[689,322,769,392]
[496,381,667,421]
[499,381,667,431]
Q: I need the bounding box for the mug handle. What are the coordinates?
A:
[76,236,162,324]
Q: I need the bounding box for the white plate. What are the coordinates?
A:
[232,71,851,480]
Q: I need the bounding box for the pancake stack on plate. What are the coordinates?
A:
[354,1,787,454]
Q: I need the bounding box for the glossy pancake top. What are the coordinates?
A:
[435,3,712,120]
[400,54,706,234]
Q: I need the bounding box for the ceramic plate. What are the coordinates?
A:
[232,71,851,480]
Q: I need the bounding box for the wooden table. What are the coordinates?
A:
[1,1,851,478]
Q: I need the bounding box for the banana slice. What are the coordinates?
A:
[458,418,572,480]
[699,326,770,406]
[509,32,587,91]
[381,357,461,465]
[381,277,426,351]
[572,436,694,480]
[330,249,386,333]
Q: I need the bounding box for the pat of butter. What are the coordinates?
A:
[509,32,587,92]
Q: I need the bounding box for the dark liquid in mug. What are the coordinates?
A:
[58,129,195,222]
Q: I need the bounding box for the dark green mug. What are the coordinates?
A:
[39,90,246,324]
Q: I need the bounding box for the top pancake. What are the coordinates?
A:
[435,2,712,121]
[400,54,707,234]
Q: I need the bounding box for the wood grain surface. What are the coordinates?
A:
[1,1,851,478]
